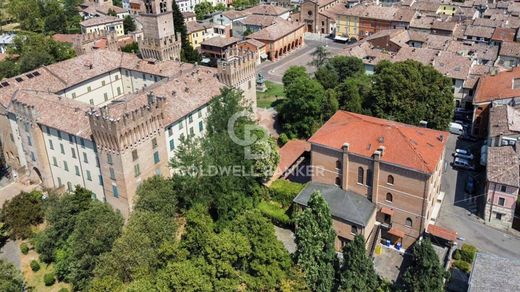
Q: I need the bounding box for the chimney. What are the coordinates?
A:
[377,145,385,157]
[342,143,350,190]
[419,120,428,127]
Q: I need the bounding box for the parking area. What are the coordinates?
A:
[436,133,520,259]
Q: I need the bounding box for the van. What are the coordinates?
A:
[452,157,475,171]
[449,122,464,135]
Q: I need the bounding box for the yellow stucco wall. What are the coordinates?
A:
[437,4,456,16]
[336,15,359,38]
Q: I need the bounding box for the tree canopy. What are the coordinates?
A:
[339,235,380,291]
[294,191,337,292]
[0,260,23,292]
[7,0,81,33]
[401,239,447,292]
[172,1,201,63]
[1,191,44,239]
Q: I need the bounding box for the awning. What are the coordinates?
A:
[334,35,348,41]
[388,227,406,238]
[260,53,268,59]
[380,207,394,216]
[427,224,457,242]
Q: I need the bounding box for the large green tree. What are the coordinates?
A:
[309,45,330,68]
[123,15,136,34]
[401,239,446,292]
[0,260,23,292]
[335,74,372,114]
[1,191,43,239]
[282,66,308,88]
[294,191,336,292]
[328,55,365,81]
[194,1,214,20]
[370,60,454,130]
[172,1,201,63]
[339,235,380,291]
[134,176,177,218]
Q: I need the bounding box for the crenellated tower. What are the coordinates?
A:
[138,0,181,61]
[87,93,169,217]
[217,47,258,109]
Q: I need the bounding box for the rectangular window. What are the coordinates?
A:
[179,122,184,130]
[52,157,58,166]
[112,185,119,198]
[168,127,173,136]
[64,161,69,171]
[80,138,85,148]
[152,138,158,149]
[102,80,106,86]
[109,167,115,180]
[83,153,88,163]
[134,164,141,177]
[107,153,113,165]
[132,149,138,161]
[189,127,194,136]
[96,157,100,167]
[500,185,507,192]
[71,148,76,159]
[188,114,193,123]
[86,170,92,181]
[366,169,373,187]
[496,213,503,220]
[58,131,62,140]
[58,177,62,186]
[89,99,94,105]
[49,140,54,150]
[45,126,50,135]
[199,121,204,132]
[115,75,119,80]
[198,110,202,118]
[27,136,32,146]
[87,86,91,92]
[60,144,65,154]
[117,87,121,95]
[153,151,160,164]
[31,152,35,161]
[72,92,76,99]
[498,197,506,206]
[104,93,108,101]
[75,165,80,176]
[169,140,175,151]
[69,134,73,143]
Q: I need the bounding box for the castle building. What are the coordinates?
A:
[138,0,182,61]
[0,49,257,217]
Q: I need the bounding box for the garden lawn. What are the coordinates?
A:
[257,81,285,109]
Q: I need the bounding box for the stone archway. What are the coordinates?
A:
[32,167,42,184]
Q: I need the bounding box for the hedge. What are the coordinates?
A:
[453,260,471,273]
[20,243,29,255]
[30,260,40,272]
[453,244,477,264]
[258,201,291,228]
[44,272,55,286]
[269,180,304,207]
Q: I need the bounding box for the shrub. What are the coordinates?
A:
[453,260,471,273]
[269,180,304,207]
[30,260,40,272]
[258,201,291,228]
[454,244,477,264]
[20,243,29,255]
[44,272,55,286]
[279,133,289,146]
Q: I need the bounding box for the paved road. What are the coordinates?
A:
[257,38,346,83]
[436,134,520,259]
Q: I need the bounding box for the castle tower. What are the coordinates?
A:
[217,47,257,109]
[87,93,169,217]
[138,0,181,61]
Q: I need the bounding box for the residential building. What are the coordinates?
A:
[232,15,284,38]
[242,4,290,20]
[80,16,125,37]
[182,11,197,22]
[80,2,130,19]
[0,48,257,218]
[238,39,267,64]
[212,10,248,38]
[200,36,241,61]
[299,110,447,249]
[0,33,15,54]
[187,21,214,49]
[497,41,520,68]
[292,0,344,34]
[246,20,305,61]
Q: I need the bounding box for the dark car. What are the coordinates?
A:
[465,176,476,194]
[458,134,478,142]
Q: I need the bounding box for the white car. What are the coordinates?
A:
[452,157,476,171]
[454,152,474,160]
[455,148,471,155]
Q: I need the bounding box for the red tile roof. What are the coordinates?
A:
[474,67,520,104]
[273,139,310,180]
[388,227,406,238]
[308,111,448,174]
[427,224,457,242]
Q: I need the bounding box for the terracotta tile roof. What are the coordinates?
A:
[427,224,457,242]
[488,105,517,138]
[393,7,416,22]
[411,0,441,12]
[388,227,406,238]
[446,41,498,62]
[274,139,310,179]
[491,28,516,42]
[52,33,81,44]
[473,17,503,28]
[487,146,519,187]
[308,111,448,174]
[182,11,196,18]
[242,38,265,48]
[186,21,206,34]
[80,15,122,27]
[392,46,438,65]
[499,41,520,58]
[464,25,495,39]
[474,67,520,104]
[243,4,289,16]
[410,16,436,30]
[318,0,338,7]
[239,15,283,27]
[222,10,248,20]
[201,36,240,48]
[431,20,458,32]
[247,20,304,41]
[433,51,472,80]
[94,4,128,15]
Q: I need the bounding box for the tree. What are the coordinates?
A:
[339,235,379,291]
[282,66,308,88]
[278,73,327,138]
[63,202,123,290]
[123,15,136,34]
[194,1,214,20]
[0,59,19,79]
[134,176,177,218]
[370,60,454,130]
[0,260,23,292]
[315,63,339,89]
[157,260,213,291]
[294,191,336,292]
[328,56,365,81]
[215,3,227,11]
[113,0,123,7]
[335,74,372,114]
[401,239,446,292]
[309,45,330,68]
[181,204,215,255]
[172,1,201,63]
[121,42,139,54]
[1,191,44,239]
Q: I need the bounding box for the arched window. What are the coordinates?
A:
[351,225,358,235]
[357,167,364,184]
[386,193,393,202]
[366,169,373,187]
[387,175,394,185]
[336,160,341,169]
[405,218,413,227]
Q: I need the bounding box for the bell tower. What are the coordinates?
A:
[139,0,181,61]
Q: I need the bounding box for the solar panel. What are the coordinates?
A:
[1,81,9,87]
[32,71,40,76]
[15,77,24,82]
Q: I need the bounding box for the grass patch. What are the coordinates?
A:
[257,81,285,108]
[19,241,71,291]
[258,200,291,228]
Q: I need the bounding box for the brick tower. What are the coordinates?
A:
[139,0,181,61]
[217,47,257,109]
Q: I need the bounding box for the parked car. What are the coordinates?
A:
[455,148,471,156]
[465,176,476,194]
[452,157,476,171]
[449,122,464,135]
[458,134,478,142]
[454,152,475,160]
